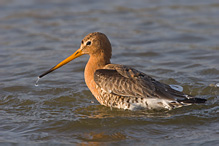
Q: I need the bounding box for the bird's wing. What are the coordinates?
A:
[94,64,187,100]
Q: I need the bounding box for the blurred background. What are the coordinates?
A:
[0,0,218,145]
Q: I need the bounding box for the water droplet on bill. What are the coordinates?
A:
[35,77,40,86]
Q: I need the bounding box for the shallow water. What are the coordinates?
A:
[0,0,219,145]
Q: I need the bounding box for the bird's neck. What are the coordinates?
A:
[84,54,110,97]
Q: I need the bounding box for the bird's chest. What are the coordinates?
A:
[84,75,99,95]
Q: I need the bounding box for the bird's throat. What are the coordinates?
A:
[84,55,110,97]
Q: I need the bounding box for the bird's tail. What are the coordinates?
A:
[177,97,207,104]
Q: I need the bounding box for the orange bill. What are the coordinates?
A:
[38,48,83,78]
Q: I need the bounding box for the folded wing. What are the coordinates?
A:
[94,64,188,101]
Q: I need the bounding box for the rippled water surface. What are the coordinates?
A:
[0,0,219,145]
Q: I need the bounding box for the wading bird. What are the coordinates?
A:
[38,32,206,110]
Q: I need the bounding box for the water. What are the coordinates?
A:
[0,0,219,145]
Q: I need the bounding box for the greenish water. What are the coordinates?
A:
[0,0,218,145]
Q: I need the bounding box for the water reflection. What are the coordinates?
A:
[79,132,127,142]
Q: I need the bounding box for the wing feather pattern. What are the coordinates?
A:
[94,64,187,101]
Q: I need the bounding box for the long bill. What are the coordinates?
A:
[38,48,83,78]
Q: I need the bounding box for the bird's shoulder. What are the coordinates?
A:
[102,64,152,79]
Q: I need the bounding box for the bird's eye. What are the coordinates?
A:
[86,41,91,46]
[81,40,84,44]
